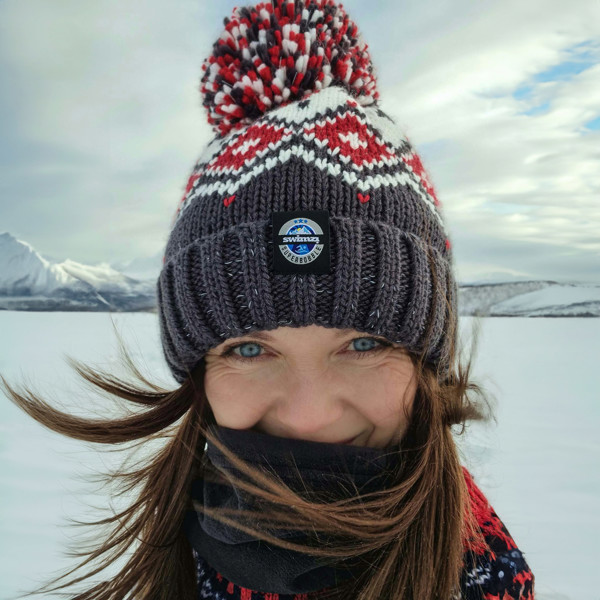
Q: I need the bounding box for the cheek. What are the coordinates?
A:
[350,363,416,428]
[204,369,271,429]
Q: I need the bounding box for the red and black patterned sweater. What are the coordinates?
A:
[191,468,535,599]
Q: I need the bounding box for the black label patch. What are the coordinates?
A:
[272,209,331,275]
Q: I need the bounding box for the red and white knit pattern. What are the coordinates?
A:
[200,0,378,138]
[175,87,448,244]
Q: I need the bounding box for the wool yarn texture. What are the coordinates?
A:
[157,0,457,384]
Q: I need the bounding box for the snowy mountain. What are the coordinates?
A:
[1,232,598,316]
[0,232,156,311]
[111,251,163,281]
[458,280,600,317]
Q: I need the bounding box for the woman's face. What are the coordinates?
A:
[203,325,418,448]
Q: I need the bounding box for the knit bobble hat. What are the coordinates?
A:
[157,0,458,385]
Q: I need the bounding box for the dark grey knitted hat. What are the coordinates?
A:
[157,0,457,385]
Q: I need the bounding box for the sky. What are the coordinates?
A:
[0,0,598,284]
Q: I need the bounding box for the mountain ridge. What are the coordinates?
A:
[1,233,598,316]
[0,232,155,311]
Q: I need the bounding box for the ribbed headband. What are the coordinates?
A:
[157,0,457,384]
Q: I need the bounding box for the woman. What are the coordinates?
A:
[2,1,535,598]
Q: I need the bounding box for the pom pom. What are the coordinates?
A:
[200,0,379,137]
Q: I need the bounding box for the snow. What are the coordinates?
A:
[0,233,156,311]
[0,231,70,294]
[0,232,154,298]
[458,281,600,317]
[112,251,164,281]
[0,312,598,599]
[58,258,138,290]
[458,281,553,315]
[491,283,600,316]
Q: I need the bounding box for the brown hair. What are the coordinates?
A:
[1,256,493,600]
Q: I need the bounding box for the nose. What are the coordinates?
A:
[273,367,345,439]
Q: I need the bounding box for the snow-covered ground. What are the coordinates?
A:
[0,312,598,599]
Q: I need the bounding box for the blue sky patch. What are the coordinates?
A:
[520,101,551,117]
[584,115,600,131]
[532,58,595,83]
[512,84,533,102]
[510,41,598,119]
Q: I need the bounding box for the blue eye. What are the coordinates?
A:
[352,337,379,352]
[220,337,391,362]
[232,342,262,359]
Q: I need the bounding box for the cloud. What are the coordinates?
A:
[0,0,598,282]
[0,0,222,263]
[372,2,600,281]
[0,0,217,162]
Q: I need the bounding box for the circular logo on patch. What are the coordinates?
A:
[277,217,324,265]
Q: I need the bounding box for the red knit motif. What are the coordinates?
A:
[210,123,290,172]
[401,151,440,206]
[510,569,536,600]
[462,467,518,555]
[304,111,396,168]
[514,570,534,587]
[182,172,201,201]
[172,171,201,226]
[485,587,535,600]
[173,91,449,244]
[240,588,253,600]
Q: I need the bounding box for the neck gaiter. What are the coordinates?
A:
[182,425,400,595]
